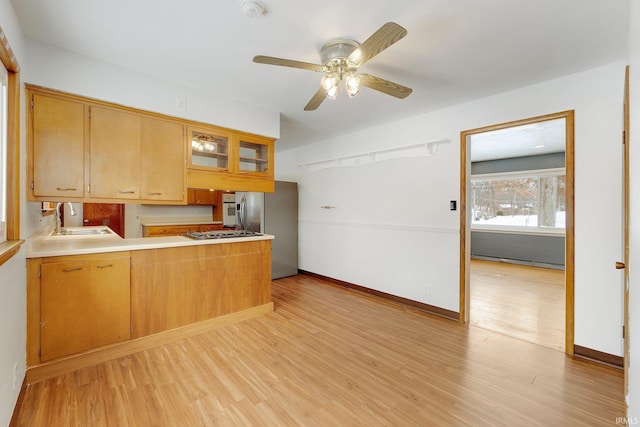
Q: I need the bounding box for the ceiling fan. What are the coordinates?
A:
[253,22,413,111]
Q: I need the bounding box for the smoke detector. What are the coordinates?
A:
[242,1,265,18]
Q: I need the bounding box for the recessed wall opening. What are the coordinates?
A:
[460,111,575,354]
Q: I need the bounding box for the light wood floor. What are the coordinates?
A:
[12,274,623,426]
[470,259,565,352]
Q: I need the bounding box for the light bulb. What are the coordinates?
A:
[321,73,339,99]
[345,74,360,98]
[325,85,338,100]
[321,73,339,90]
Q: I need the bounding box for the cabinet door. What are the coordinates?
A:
[236,134,274,178]
[189,127,230,171]
[200,224,223,232]
[31,93,85,198]
[187,188,217,205]
[141,117,185,202]
[90,107,141,199]
[89,256,131,349]
[41,260,92,361]
[142,225,177,237]
[40,255,131,362]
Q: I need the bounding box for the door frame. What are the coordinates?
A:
[623,65,629,394]
[459,110,575,355]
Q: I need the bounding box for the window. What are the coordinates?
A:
[0,24,22,265]
[471,168,566,233]
[0,59,7,243]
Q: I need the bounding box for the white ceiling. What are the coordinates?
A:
[470,119,566,162]
[10,0,629,152]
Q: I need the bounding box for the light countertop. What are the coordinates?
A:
[27,226,273,258]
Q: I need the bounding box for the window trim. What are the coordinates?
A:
[470,167,566,235]
[0,25,23,266]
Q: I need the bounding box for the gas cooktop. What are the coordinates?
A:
[184,230,263,240]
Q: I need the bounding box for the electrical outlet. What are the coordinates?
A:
[450,200,457,211]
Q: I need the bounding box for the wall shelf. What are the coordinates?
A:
[298,139,448,172]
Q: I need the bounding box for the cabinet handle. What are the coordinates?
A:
[62,267,82,272]
[119,190,136,194]
[96,264,114,269]
[56,187,77,191]
[146,192,162,196]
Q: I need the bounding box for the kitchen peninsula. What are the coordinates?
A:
[25,227,274,383]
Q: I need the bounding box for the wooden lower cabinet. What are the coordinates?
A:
[130,240,271,337]
[26,240,272,376]
[38,253,131,362]
[142,223,223,237]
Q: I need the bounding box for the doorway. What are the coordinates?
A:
[83,203,125,238]
[459,111,575,355]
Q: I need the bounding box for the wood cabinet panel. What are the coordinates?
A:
[141,117,185,202]
[90,106,141,199]
[40,259,92,361]
[27,85,275,201]
[130,240,271,337]
[187,188,217,205]
[31,93,85,198]
[186,126,275,193]
[142,223,223,237]
[40,253,131,362]
[88,257,131,349]
[83,203,125,238]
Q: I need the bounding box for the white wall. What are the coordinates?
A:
[277,61,626,356]
[626,0,639,420]
[24,40,280,140]
[0,1,27,425]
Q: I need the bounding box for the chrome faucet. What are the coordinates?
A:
[54,202,77,234]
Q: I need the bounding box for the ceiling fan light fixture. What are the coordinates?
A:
[324,85,338,100]
[321,73,340,99]
[344,73,361,98]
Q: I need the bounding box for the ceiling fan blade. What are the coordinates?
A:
[304,87,327,111]
[253,55,325,72]
[349,22,407,66]
[359,74,412,99]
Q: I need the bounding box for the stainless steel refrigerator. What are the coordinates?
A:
[236,181,298,279]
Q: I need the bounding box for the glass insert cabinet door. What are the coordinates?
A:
[238,137,270,174]
[190,129,229,170]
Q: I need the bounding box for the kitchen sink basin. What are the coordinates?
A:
[60,229,112,235]
[45,227,118,240]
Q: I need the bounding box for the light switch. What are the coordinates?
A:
[450,200,457,211]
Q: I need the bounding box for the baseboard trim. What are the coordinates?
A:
[8,378,27,427]
[299,270,459,321]
[574,345,623,368]
[25,302,274,384]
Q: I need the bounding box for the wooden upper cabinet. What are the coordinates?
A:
[89,108,186,203]
[189,127,231,172]
[30,92,85,198]
[141,117,185,202]
[89,106,141,200]
[237,133,274,178]
[187,188,217,205]
[27,85,273,200]
[186,126,275,192]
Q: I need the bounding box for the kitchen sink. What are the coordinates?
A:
[45,227,118,240]
[60,228,112,236]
